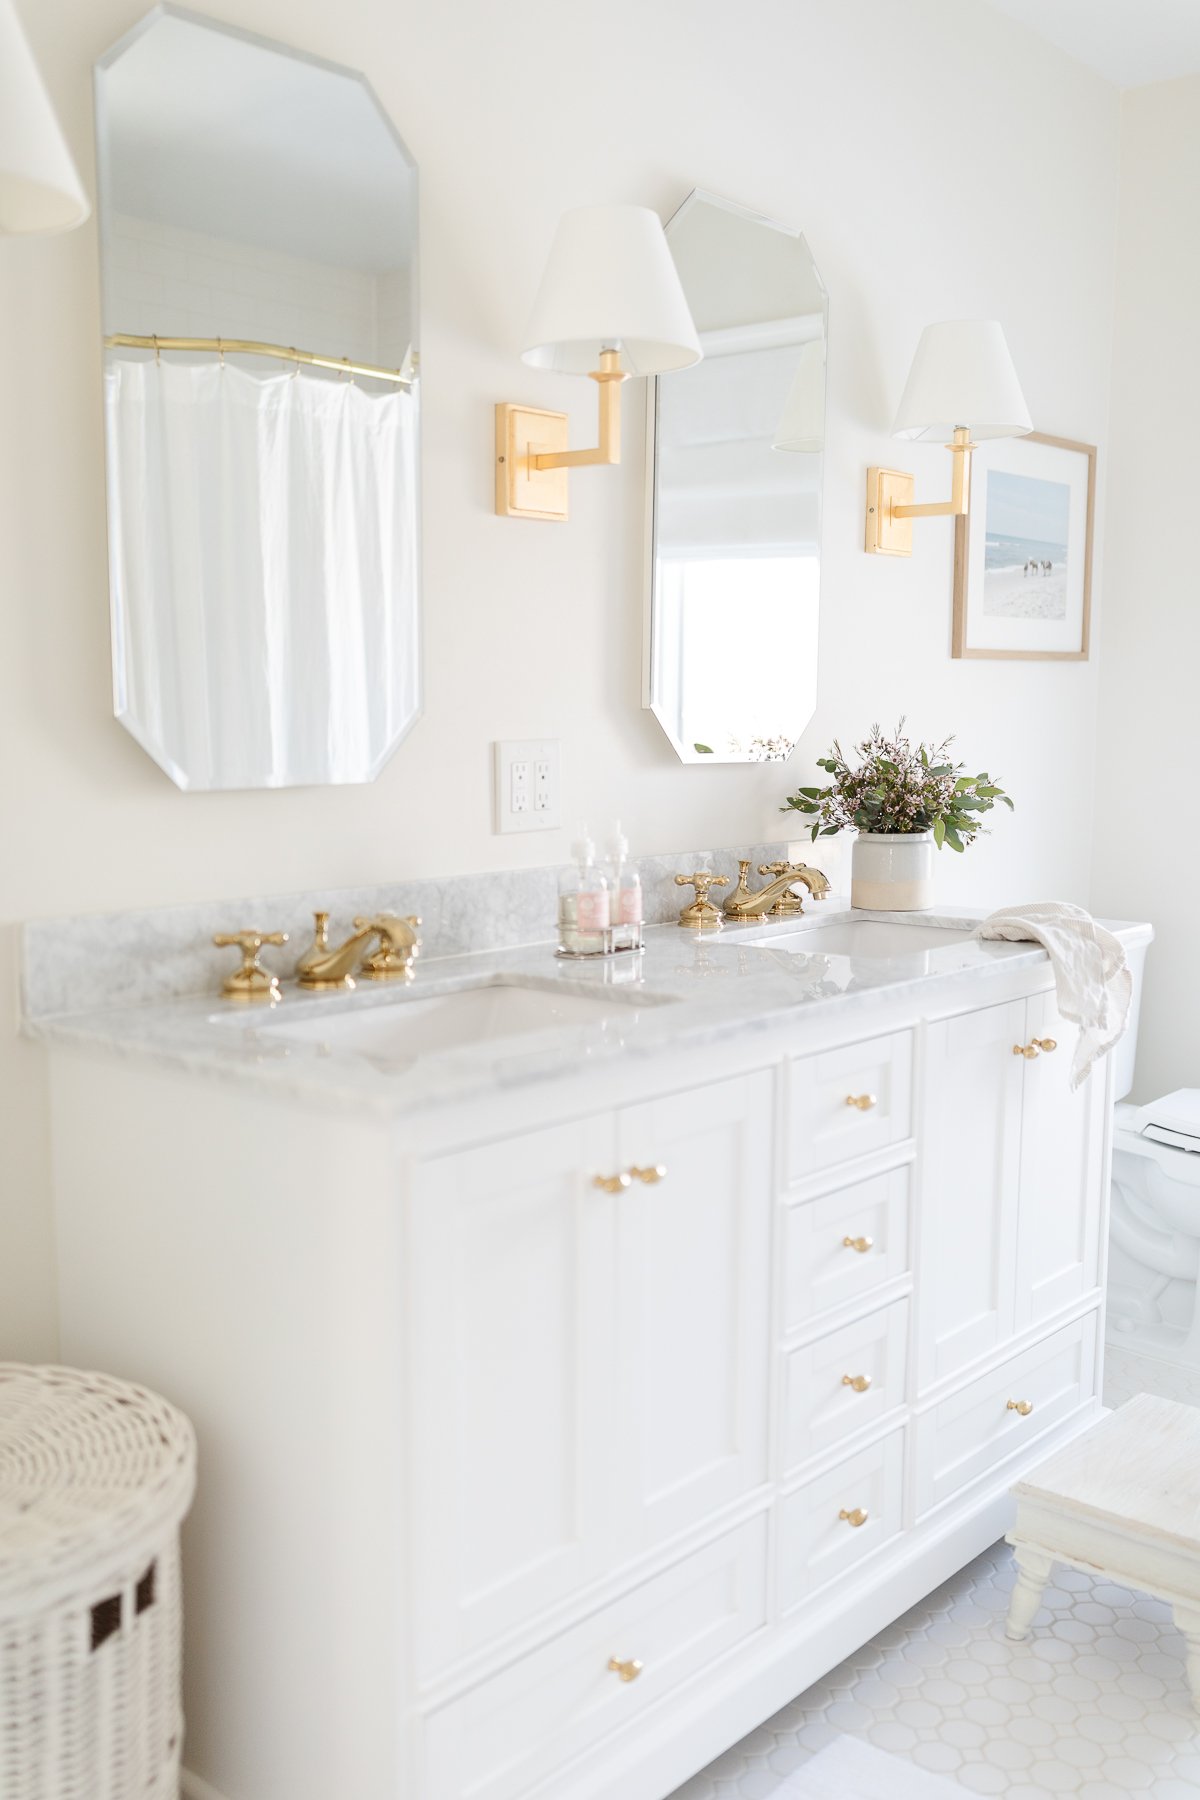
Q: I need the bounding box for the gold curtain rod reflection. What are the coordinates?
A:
[105,333,413,388]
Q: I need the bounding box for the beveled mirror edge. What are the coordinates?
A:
[642,187,829,766]
[94,4,425,791]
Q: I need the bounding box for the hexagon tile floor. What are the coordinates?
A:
[667,1539,1200,1799]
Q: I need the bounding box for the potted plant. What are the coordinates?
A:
[782,721,1013,911]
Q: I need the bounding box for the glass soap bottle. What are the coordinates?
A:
[557,828,610,957]
[606,822,644,953]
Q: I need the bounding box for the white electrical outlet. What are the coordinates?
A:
[494,740,561,833]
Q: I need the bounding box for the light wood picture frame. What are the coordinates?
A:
[952,430,1096,661]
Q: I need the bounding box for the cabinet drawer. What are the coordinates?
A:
[422,1515,767,1800]
[783,1164,910,1330]
[778,1430,904,1614]
[786,1029,914,1180]
[783,1299,909,1473]
[914,1313,1099,1518]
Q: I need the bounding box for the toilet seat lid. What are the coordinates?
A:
[1134,1087,1200,1151]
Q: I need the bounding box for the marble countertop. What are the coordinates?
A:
[23,900,1153,1120]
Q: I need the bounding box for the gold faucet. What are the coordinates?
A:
[674,871,728,929]
[296,911,422,989]
[213,929,289,1003]
[723,859,831,922]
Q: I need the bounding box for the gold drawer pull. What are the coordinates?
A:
[842,1235,874,1254]
[593,1171,632,1194]
[1014,1038,1059,1060]
[839,1507,869,1528]
[841,1373,872,1393]
[628,1164,667,1185]
[845,1093,877,1111]
[1032,1037,1057,1053]
[607,1656,643,1683]
[1013,1042,1038,1059]
[1006,1398,1034,1416]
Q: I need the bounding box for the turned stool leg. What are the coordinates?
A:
[1174,1603,1200,1708]
[1005,1542,1055,1640]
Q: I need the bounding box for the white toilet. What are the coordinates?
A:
[1108,927,1200,1371]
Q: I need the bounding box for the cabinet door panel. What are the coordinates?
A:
[410,1116,616,1676]
[783,1298,909,1474]
[786,1030,914,1179]
[1016,991,1106,1328]
[783,1164,911,1331]
[778,1429,905,1614]
[615,1072,773,1554]
[919,1002,1025,1389]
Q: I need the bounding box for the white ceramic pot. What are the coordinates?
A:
[851,831,935,912]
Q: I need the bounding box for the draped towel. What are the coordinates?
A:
[974,901,1131,1089]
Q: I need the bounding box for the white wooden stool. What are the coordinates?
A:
[1005,1393,1200,1705]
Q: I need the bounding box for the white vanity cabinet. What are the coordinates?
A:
[408,1073,773,1678]
[43,961,1120,1800]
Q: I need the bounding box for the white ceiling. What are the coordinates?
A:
[985,0,1200,87]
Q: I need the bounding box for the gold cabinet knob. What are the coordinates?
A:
[842,1235,874,1254]
[845,1093,877,1111]
[1006,1398,1034,1416]
[839,1507,869,1527]
[841,1373,872,1393]
[607,1656,643,1683]
[1012,1042,1039,1059]
[213,929,289,1003]
[1032,1037,1058,1053]
[593,1171,632,1194]
[628,1164,667,1185]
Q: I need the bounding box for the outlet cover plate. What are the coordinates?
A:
[494,739,561,833]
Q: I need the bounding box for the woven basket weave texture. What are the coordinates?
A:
[0,1363,196,1800]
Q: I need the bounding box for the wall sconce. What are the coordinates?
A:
[864,319,1031,556]
[0,0,89,232]
[496,204,701,522]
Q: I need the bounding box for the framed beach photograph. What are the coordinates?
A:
[952,431,1096,660]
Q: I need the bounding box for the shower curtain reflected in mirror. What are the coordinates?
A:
[105,357,419,789]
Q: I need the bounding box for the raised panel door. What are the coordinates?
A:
[409,1114,617,1675]
[1016,990,1106,1329]
[918,1002,1025,1389]
[614,1072,774,1554]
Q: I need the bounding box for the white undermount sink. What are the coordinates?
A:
[250,979,662,1064]
[741,919,977,958]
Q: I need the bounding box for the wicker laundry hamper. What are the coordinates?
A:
[0,1364,197,1800]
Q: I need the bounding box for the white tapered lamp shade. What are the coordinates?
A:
[0,0,89,234]
[773,340,826,454]
[522,204,701,377]
[892,319,1031,443]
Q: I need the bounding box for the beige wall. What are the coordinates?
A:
[1091,76,1200,1103]
[0,0,1120,1355]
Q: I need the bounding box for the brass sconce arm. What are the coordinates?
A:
[530,350,628,470]
[865,427,975,555]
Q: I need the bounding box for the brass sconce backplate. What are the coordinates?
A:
[495,404,570,521]
[864,467,915,556]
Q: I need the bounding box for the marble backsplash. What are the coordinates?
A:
[21,839,807,1019]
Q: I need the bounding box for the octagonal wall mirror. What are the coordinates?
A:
[95,6,420,789]
[645,191,826,764]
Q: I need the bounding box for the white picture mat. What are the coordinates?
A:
[964,435,1089,654]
